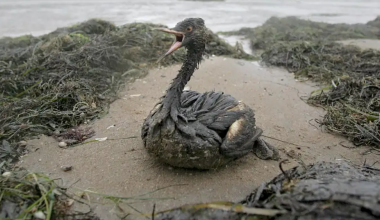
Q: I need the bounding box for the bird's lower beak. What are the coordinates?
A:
[155,28,185,63]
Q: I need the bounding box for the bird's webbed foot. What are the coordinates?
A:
[252,135,280,161]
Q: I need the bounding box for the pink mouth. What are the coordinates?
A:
[156,28,185,56]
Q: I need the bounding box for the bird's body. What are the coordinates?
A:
[142,18,278,169]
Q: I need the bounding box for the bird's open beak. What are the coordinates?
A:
[155,28,185,63]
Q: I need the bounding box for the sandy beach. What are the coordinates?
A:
[18,39,380,219]
[1,0,379,217]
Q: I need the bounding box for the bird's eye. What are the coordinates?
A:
[186,27,192,32]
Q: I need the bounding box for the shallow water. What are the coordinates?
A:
[0,0,379,38]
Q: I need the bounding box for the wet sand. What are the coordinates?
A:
[20,51,379,219]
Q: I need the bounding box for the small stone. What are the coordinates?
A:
[79,112,86,118]
[61,165,73,172]
[18,141,27,147]
[2,171,12,177]
[38,159,42,162]
[33,211,46,219]
[58,142,67,148]
[66,199,74,207]
[98,94,106,100]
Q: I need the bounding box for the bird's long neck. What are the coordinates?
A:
[161,47,203,114]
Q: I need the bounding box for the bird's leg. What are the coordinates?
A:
[252,129,280,160]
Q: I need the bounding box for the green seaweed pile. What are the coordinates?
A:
[0,18,250,172]
[221,16,380,52]
[153,161,380,220]
[223,16,380,147]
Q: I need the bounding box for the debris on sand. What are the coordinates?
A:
[53,126,95,146]
[222,16,380,147]
[153,161,380,220]
[0,169,100,219]
[60,165,73,172]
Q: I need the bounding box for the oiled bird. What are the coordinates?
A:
[141,18,279,169]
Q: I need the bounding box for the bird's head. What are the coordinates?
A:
[156,18,207,61]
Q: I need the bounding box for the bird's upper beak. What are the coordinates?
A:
[155,28,185,62]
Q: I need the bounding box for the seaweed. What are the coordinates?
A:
[0,169,100,219]
[153,161,380,220]
[221,16,380,53]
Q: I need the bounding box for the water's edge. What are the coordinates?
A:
[1,0,378,38]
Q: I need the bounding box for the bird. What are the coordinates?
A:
[141,18,279,169]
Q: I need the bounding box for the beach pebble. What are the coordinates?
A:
[66,199,75,207]
[61,165,73,172]
[18,141,27,147]
[98,94,106,100]
[2,171,12,177]
[58,142,67,148]
[33,211,46,219]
